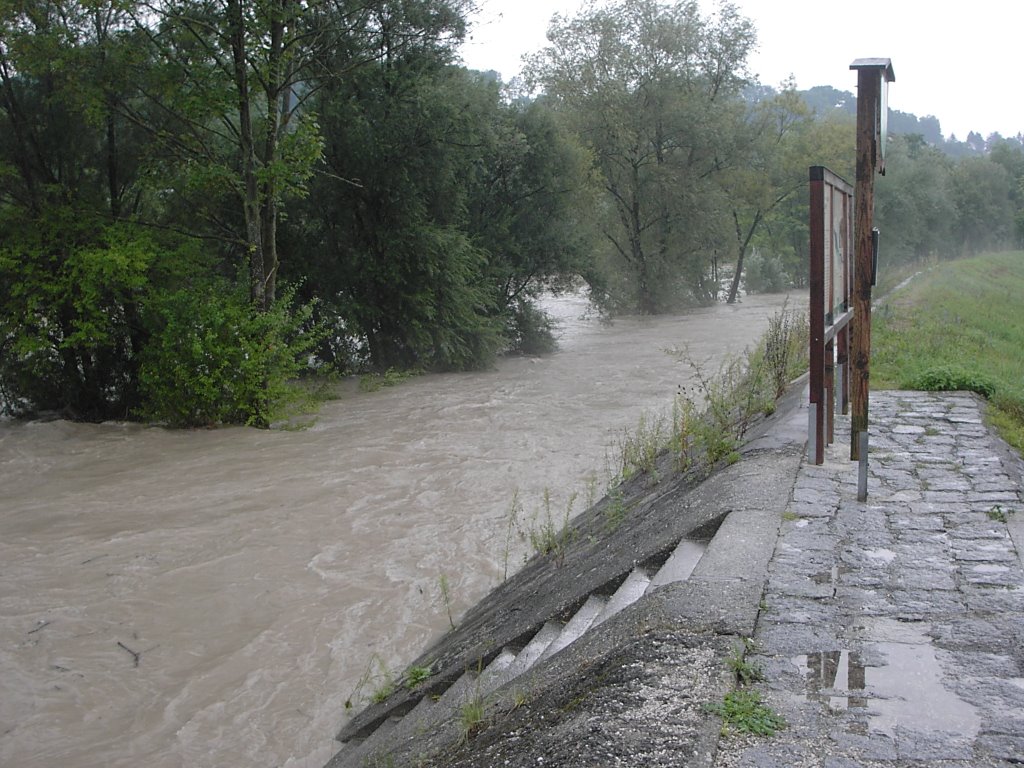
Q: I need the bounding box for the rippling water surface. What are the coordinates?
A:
[0,292,795,767]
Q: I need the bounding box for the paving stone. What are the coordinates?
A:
[961,584,1024,613]
[894,728,976,761]
[974,732,1024,762]
[731,391,1024,768]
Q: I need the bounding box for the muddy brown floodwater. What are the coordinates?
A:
[0,292,796,768]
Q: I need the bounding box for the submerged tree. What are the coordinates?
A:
[528,0,755,312]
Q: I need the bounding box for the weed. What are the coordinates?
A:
[405,665,431,690]
[347,653,395,708]
[924,425,941,437]
[502,490,523,581]
[616,411,668,482]
[987,504,1013,522]
[706,689,786,737]
[459,689,487,743]
[438,573,455,629]
[371,677,394,704]
[727,642,764,685]
[584,474,599,510]
[512,689,529,709]
[781,510,799,522]
[603,485,628,533]
[526,489,577,566]
[762,301,808,397]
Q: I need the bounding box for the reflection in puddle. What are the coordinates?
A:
[793,650,868,712]
[793,622,981,739]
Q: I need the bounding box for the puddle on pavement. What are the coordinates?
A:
[792,619,980,739]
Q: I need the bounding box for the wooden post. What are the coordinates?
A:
[849,59,894,462]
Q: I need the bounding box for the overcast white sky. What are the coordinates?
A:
[459,0,1022,141]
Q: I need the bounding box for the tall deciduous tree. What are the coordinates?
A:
[527,0,755,312]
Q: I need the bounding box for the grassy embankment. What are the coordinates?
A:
[871,251,1024,455]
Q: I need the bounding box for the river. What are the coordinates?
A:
[0,292,796,768]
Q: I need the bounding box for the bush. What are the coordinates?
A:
[506,298,558,355]
[905,365,996,399]
[138,282,322,427]
[743,249,790,294]
[0,213,157,419]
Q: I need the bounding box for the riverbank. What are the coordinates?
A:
[327,387,1024,767]
[0,295,796,768]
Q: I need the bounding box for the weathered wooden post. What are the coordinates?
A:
[849,59,894,481]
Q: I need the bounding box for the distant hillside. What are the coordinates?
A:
[749,83,1023,158]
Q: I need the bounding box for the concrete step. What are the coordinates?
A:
[327,714,400,768]
[649,539,707,588]
[477,648,517,692]
[481,620,562,697]
[537,594,608,663]
[593,568,651,628]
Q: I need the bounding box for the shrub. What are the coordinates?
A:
[743,249,790,294]
[506,298,558,355]
[138,282,322,427]
[905,365,996,399]
[0,214,157,419]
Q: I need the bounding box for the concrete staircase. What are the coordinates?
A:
[328,535,708,767]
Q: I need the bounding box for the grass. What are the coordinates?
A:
[494,305,808,582]
[345,654,394,707]
[438,573,455,629]
[666,303,808,472]
[872,251,1024,455]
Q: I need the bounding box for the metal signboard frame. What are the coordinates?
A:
[808,165,855,465]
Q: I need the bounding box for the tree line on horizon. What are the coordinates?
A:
[2,0,1021,426]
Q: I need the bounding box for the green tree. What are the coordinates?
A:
[0,0,157,417]
[721,84,812,302]
[527,0,756,312]
[987,138,1024,247]
[874,135,957,264]
[290,22,503,371]
[951,157,1014,255]
[467,96,599,351]
[751,108,854,289]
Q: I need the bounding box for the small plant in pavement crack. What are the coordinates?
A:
[706,689,787,737]
[727,641,764,685]
[987,504,1014,522]
[707,639,785,737]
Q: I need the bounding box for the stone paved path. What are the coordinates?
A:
[716,391,1024,767]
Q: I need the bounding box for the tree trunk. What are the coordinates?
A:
[727,209,762,304]
[227,0,266,311]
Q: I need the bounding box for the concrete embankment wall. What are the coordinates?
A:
[326,381,810,768]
